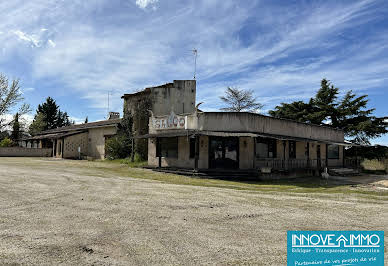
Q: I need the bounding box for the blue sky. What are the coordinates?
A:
[1,0,387,144]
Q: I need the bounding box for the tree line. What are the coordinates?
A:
[220,79,388,146]
[1,72,387,157]
[0,73,74,146]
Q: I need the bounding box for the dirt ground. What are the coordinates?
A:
[0,158,387,265]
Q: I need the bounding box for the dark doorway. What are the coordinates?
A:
[317,145,321,168]
[209,137,239,169]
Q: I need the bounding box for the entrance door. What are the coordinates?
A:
[209,137,239,169]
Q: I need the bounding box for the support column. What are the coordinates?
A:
[194,136,199,171]
[342,146,345,167]
[156,138,161,168]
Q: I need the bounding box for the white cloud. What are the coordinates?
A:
[0,113,33,131]
[12,30,41,47]
[1,0,387,120]
[135,0,159,9]
[69,116,85,125]
[47,39,56,47]
[22,87,35,93]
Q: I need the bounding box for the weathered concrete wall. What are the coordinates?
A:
[148,137,194,168]
[148,138,157,166]
[88,126,118,160]
[147,136,343,170]
[63,132,88,159]
[151,80,196,116]
[194,112,344,142]
[55,139,64,158]
[0,147,52,157]
[124,80,196,117]
[239,137,254,169]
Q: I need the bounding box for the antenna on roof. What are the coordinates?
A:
[192,48,198,80]
[107,91,111,119]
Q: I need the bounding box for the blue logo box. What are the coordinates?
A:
[287,231,384,265]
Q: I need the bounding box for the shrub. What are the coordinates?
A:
[105,135,132,160]
[0,137,13,147]
[361,159,387,173]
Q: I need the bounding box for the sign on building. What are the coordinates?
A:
[152,111,187,130]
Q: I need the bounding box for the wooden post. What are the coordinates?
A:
[325,144,329,168]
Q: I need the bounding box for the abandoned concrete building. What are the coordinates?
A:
[121,80,196,159]
[123,80,349,176]
[21,113,121,159]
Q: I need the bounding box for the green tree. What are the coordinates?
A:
[269,79,388,144]
[0,137,13,147]
[29,113,47,135]
[29,97,72,134]
[36,97,59,130]
[220,87,263,113]
[56,110,71,128]
[10,113,21,141]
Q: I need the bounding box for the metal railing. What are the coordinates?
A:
[255,159,328,170]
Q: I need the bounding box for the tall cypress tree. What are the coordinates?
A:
[11,112,20,141]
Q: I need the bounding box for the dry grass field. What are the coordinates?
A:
[0,158,387,265]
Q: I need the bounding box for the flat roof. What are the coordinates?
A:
[200,112,344,132]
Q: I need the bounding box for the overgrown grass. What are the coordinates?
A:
[89,161,388,199]
[105,158,148,168]
[4,158,387,199]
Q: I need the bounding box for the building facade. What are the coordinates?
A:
[142,111,346,174]
[21,117,121,160]
[121,80,196,159]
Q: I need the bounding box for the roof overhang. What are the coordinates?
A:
[21,130,87,141]
[136,130,355,146]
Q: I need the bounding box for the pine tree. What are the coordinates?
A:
[220,87,263,113]
[29,97,72,134]
[37,97,60,130]
[269,79,388,144]
[29,113,46,135]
